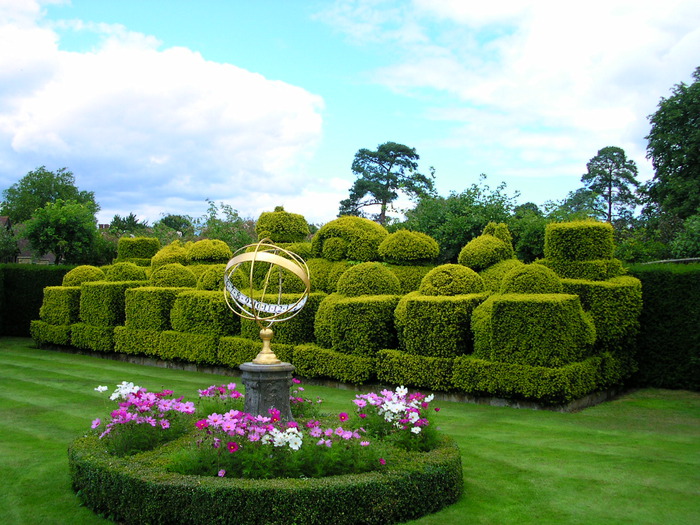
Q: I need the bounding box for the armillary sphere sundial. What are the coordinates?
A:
[223,239,310,420]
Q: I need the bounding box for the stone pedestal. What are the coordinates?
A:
[240,361,295,421]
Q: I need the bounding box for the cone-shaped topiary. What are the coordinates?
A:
[256,206,310,243]
[62,265,106,286]
[419,264,484,296]
[105,262,148,282]
[151,263,197,288]
[378,230,439,265]
[336,262,400,297]
[500,264,563,294]
[458,234,513,271]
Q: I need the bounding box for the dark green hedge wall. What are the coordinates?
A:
[628,263,700,390]
[0,264,74,336]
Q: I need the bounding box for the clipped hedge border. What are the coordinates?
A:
[294,344,375,384]
[68,433,463,525]
[377,349,454,391]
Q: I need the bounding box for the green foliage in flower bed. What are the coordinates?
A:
[395,291,489,358]
[79,281,148,327]
[117,236,161,260]
[377,349,454,391]
[256,206,310,243]
[125,286,188,331]
[105,262,148,282]
[217,336,295,368]
[68,389,461,525]
[239,292,326,344]
[151,262,197,288]
[472,294,596,367]
[378,229,440,264]
[294,344,376,384]
[39,286,81,325]
[158,330,219,364]
[311,216,388,262]
[62,265,105,286]
[452,352,630,404]
[170,290,239,336]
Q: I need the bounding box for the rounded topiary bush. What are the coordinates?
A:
[256,206,310,243]
[379,230,439,265]
[151,241,190,269]
[105,262,148,282]
[311,216,388,262]
[500,264,563,294]
[419,264,484,296]
[458,234,513,271]
[187,239,232,264]
[151,263,197,288]
[482,222,514,246]
[479,259,525,291]
[321,237,348,261]
[336,262,400,297]
[196,264,227,290]
[62,265,106,286]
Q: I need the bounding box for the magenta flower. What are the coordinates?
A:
[218,469,226,477]
[435,407,441,412]
[227,441,239,453]
[91,418,101,429]
[292,378,301,384]
[359,413,367,419]
[196,419,209,429]
[379,458,386,465]
[339,412,349,422]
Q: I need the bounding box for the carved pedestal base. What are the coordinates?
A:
[240,361,295,421]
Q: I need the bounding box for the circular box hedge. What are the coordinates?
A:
[69,433,463,525]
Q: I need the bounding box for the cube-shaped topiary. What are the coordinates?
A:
[151,263,197,288]
[105,262,148,282]
[256,206,310,243]
[311,216,388,262]
[62,265,105,286]
[395,291,489,358]
[535,258,625,281]
[500,264,562,294]
[170,290,239,336]
[327,295,400,356]
[419,264,484,296]
[544,221,615,261]
[472,294,596,367]
[125,287,188,331]
[336,262,400,297]
[117,237,160,260]
[378,230,439,265]
[79,281,147,327]
[39,286,81,325]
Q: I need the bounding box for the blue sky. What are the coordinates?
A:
[1,0,698,226]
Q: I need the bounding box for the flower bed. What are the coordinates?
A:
[69,382,463,524]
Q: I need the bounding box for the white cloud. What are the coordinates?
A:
[0,1,324,224]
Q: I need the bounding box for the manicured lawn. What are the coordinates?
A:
[0,337,698,524]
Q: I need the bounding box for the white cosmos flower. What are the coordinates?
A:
[94,385,108,393]
[396,386,408,397]
[411,427,422,434]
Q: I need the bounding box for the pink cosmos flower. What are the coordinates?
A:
[360,441,370,447]
[218,469,226,477]
[292,378,301,384]
[227,441,239,453]
[159,419,170,429]
[379,458,386,465]
[339,412,349,422]
[91,418,101,429]
[196,420,209,429]
[434,407,441,412]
